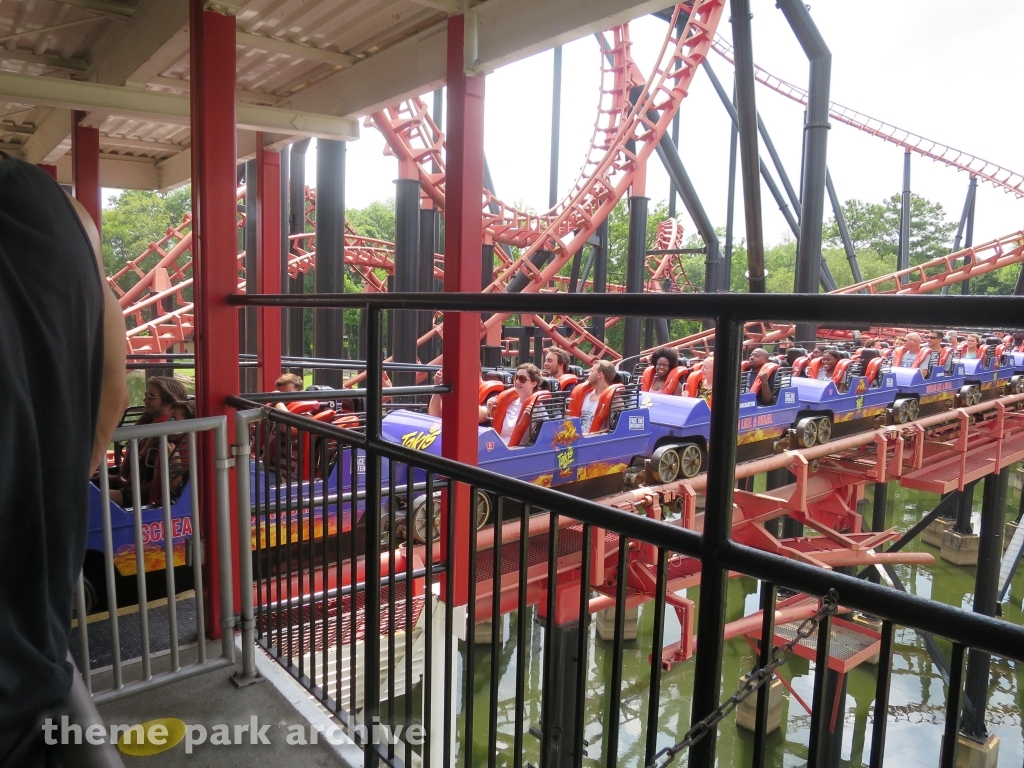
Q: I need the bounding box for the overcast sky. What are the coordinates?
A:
[310,0,1023,255]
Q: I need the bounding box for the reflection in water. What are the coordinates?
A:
[457,475,1024,767]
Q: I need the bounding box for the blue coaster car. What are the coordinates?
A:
[380,390,654,540]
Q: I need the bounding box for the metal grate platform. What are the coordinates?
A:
[758,617,880,673]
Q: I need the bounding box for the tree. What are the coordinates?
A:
[823,193,956,268]
[102,187,191,285]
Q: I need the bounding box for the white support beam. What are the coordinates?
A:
[88,0,189,87]
[405,0,458,12]
[50,0,135,19]
[54,152,160,189]
[0,48,88,71]
[236,31,356,68]
[147,75,281,106]
[155,130,264,191]
[0,71,360,140]
[280,0,671,117]
[20,109,72,164]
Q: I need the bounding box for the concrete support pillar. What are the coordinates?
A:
[595,604,638,641]
[286,139,311,359]
[539,618,583,768]
[314,139,346,387]
[943,483,980,565]
[441,12,485,608]
[256,139,282,393]
[959,468,1008,759]
[71,111,101,233]
[392,175,421,387]
[189,0,239,638]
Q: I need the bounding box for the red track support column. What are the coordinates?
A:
[71,111,101,233]
[38,164,57,180]
[189,0,239,638]
[440,13,485,608]
[256,137,282,392]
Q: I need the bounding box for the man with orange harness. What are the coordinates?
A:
[748,348,778,405]
[575,360,617,432]
[893,332,930,371]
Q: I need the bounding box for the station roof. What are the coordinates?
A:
[0,0,663,191]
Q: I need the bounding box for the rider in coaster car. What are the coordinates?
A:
[643,346,684,395]
[485,363,549,446]
[747,348,779,405]
[542,347,578,394]
[924,330,953,375]
[570,360,620,433]
[107,375,189,508]
[893,332,931,373]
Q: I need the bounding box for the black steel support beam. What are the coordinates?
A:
[942,176,977,297]
[418,207,438,360]
[962,176,977,296]
[778,0,831,338]
[279,146,291,360]
[243,159,259,392]
[729,0,766,294]
[287,138,311,359]
[313,139,346,387]
[549,46,562,210]
[953,482,977,534]
[826,169,863,283]
[961,467,1009,740]
[592,218,608,344]
[623,195,649,361]
[689,315,744,768]
[392,178,420,386]
[724,88,738,291]
[898,150,911,282]
[654,138,725,293]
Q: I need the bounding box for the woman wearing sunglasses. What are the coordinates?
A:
[485,363,548,445]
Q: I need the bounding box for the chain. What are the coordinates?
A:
[648,589,839,768]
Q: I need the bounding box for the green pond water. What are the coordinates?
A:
[441,475,1024,768]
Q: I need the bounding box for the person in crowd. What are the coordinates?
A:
[809,346,825,360]
[146,400,196,505]
[816,348,841,382]
[542,347,571,378]
[962,333,982,359]
[485,363,547,445]
[647,346,681,394]
[895,332,930,370]
[275,372,303,392]
[108,377,189,508]
[696,355,713,404]
[747,348,777,405]
[575,360,618,433]
[862,338,878,350]
[0,151,128,766]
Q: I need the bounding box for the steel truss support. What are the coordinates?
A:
[256,140,282,393]
[419,206,440,361]
[962,176,977,296]
[953,481,977,534]
[313,139,346,387]
[961,467,1010,741]
[592,218,609,344]
[287,139,311,359]
[826,169,863,283]
[944,175,977,296]
[441,12,484,609]
[189,0,239,639]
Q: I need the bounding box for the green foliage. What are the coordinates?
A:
[347,199,396,243]
[102,187,191,285]
[823,193,956,268]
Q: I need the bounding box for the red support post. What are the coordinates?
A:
[256,137,282,392]
[189,0,240,638]
[71,112,101,234]
[38,164,57,180]
[440,13,485,608]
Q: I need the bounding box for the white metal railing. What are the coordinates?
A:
[76,415,235,703]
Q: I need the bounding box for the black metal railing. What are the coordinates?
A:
[229,290,1024,768]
